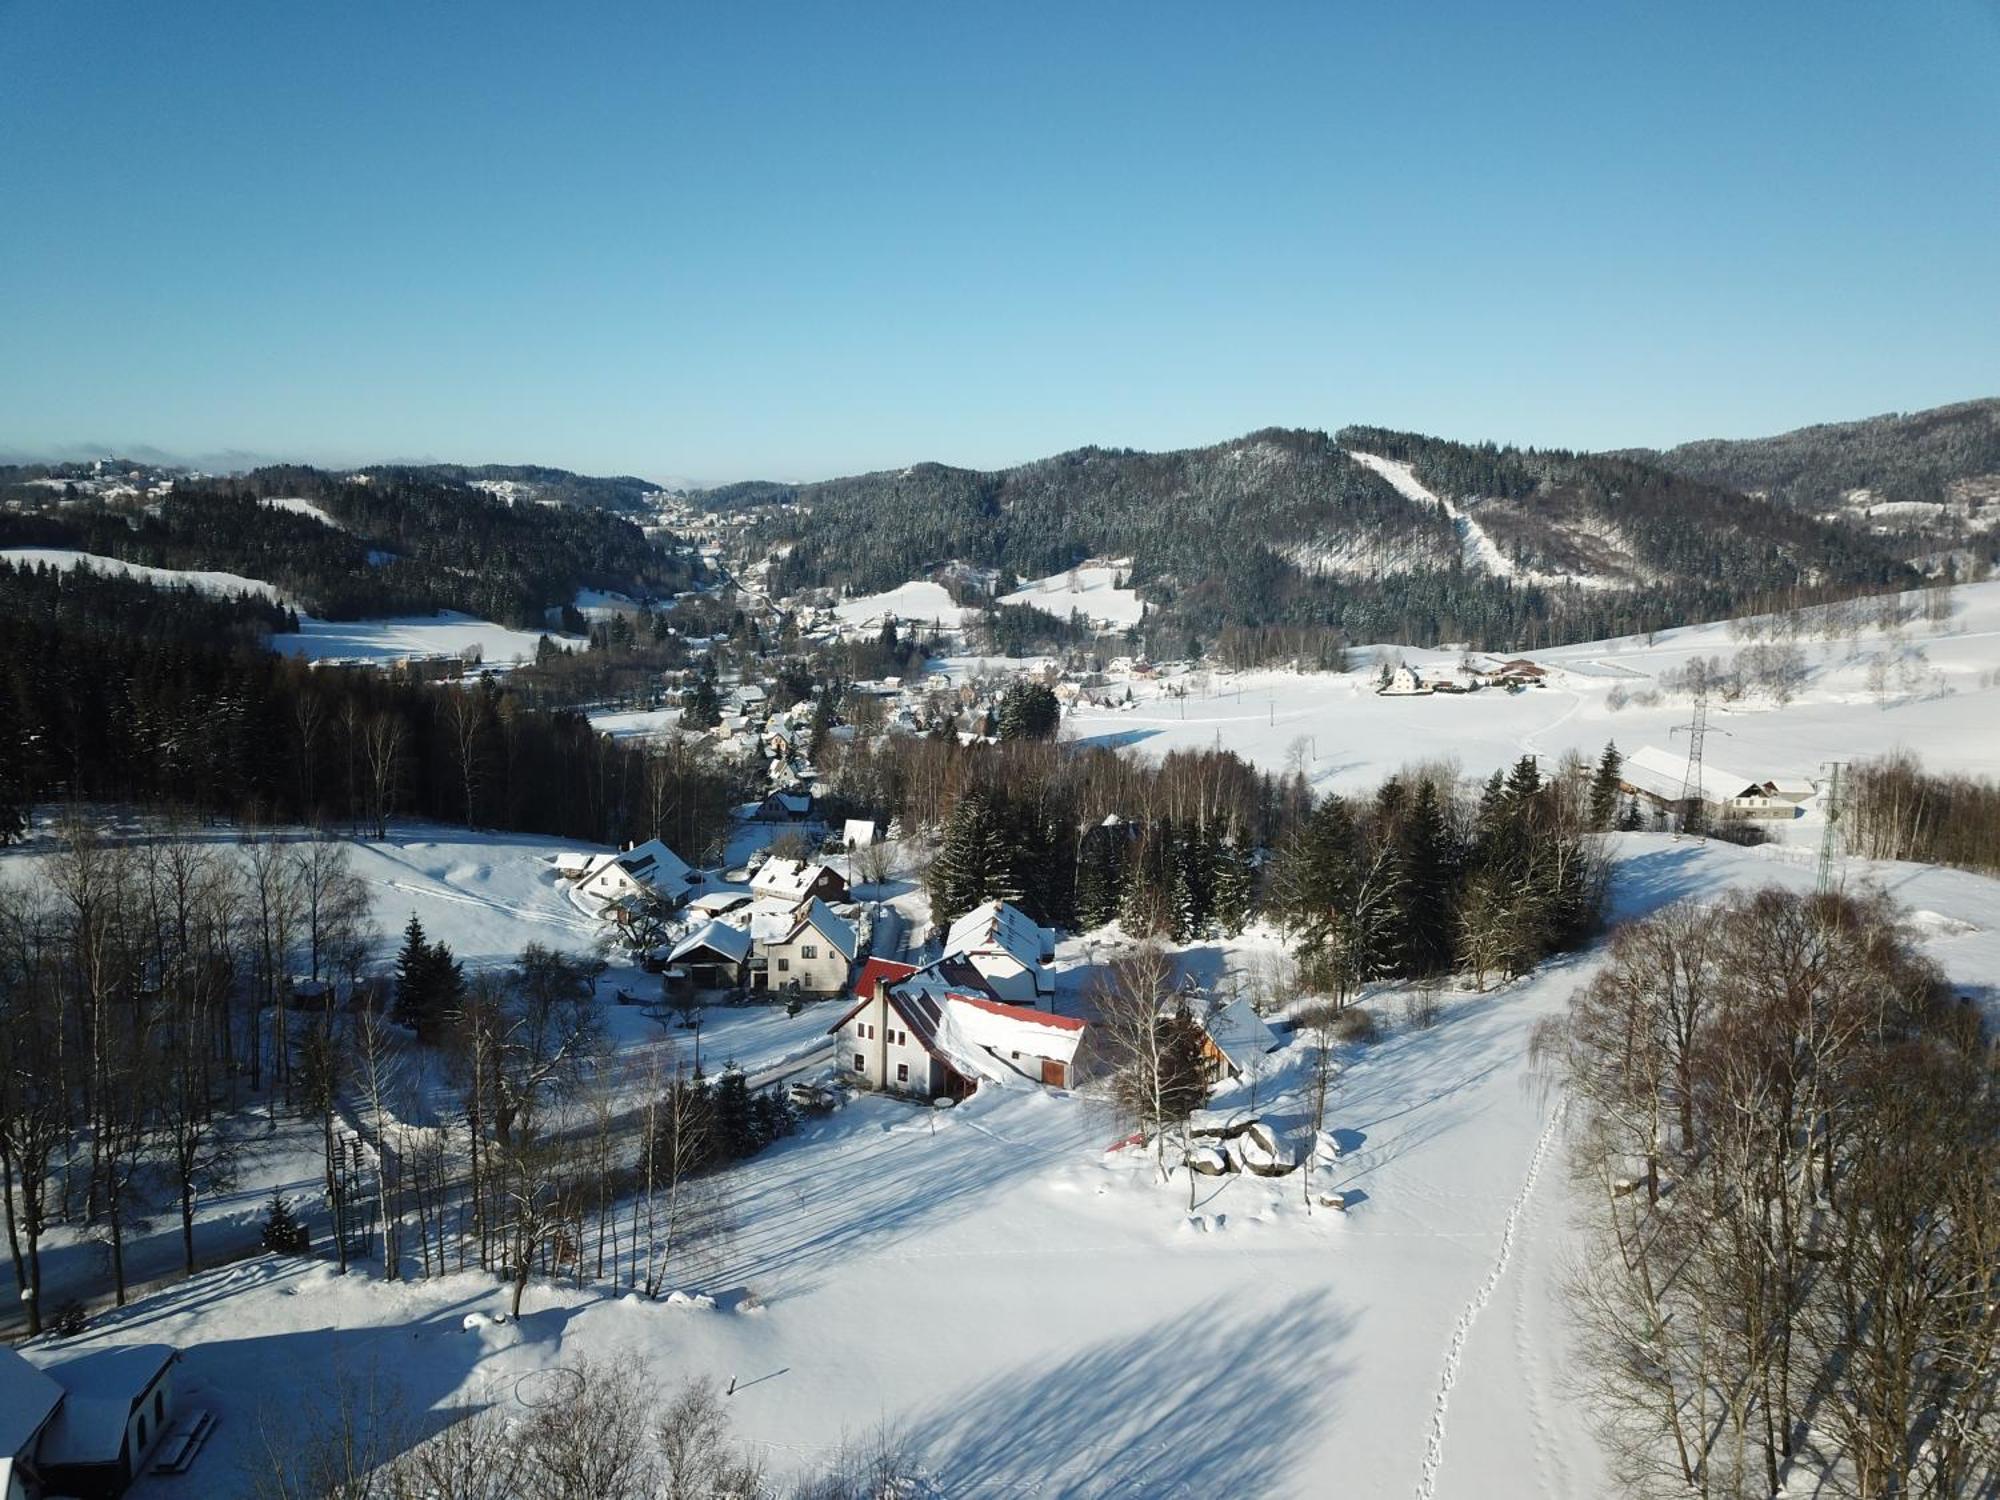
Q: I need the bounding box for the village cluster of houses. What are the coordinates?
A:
[1377,656,1550,696]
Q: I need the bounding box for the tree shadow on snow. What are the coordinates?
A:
[903,1291,1352,1499]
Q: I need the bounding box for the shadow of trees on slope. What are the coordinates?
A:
[902,1290,1352,1499]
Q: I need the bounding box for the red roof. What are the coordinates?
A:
[950,992,1086,1032]
[852,956,919,997]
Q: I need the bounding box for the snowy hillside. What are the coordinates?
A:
[999,559,1146,627]
[0,545,285,602]
[25,830,1999,1500]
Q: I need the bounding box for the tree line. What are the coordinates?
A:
[1535,888,1998,1497]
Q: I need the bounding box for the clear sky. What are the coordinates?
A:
[3,1,1996,482]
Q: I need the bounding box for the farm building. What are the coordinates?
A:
[666,921,754,990]
[1196,997,1282,1081]
[1619,745,1814,824]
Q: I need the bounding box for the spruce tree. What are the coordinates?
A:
[1210,826,1255,937]
[926,790,1019,925]
[1588,741,1623,831]
[392,914,433,1032]
[1397,780,1458,977]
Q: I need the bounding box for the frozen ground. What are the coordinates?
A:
[270,612,575,666]
[831,580,974,632]
[1067,579,2000,794]
[29,828,2000,1498]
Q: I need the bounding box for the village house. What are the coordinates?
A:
[574,838,701,908]
[939,899,1057,1005]
[758,897,859,995]
[3,1343,187,1500]
[1377,663,1428,696]
[749,856,850,906]
[744,788,814,823]
[830,958,1087,1097]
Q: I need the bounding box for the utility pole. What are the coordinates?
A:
[1670,680,1709,842]
[1816,761,1844,894]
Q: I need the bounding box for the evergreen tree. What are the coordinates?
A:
[1209,826,1256,937]
[1588,741,1623,831]
[997,681,1061,741]
[1396,780,1458,977]
[1075,820,1129,929]
[680,672,722,731]
[926,790,1020,924]
[392,914,434,1032]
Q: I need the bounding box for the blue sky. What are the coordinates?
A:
[3,2,1996,481]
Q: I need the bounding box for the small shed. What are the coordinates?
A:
[1198,998,1282,1081]
[666,921,754,990]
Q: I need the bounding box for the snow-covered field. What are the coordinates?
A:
[270,612,572,665]
[1068,579,2000,793]
[0,545,284,602]
[999,559,1146,627]
[832,580,974,631]
[34,830,1999,1500]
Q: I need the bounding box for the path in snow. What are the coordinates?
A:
[1416,1095,1569,1500]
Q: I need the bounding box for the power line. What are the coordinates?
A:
[1817,761,1844,895]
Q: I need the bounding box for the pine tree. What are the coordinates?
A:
[1588,741,1623,831]
[1396,780,1458,977]
[1075,821,1128,929]
[1210,826,1255,937]
[926,791,1020,925]
[260,1191,303,1253]
[392,914,433,1031]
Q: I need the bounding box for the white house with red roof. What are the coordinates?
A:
[829,956,1086,1097]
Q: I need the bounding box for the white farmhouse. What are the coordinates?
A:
[758,898,858,996]
[829,957,1086,1098]
[749,856,850,906]
[940,900,1056,1005]
[577,838,700,908]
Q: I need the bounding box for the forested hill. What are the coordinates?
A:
[1335,425,1909,597]
[1625,398,2000,574]
[744,425,1915,658]
[1632,398,2000,513]
[0,464,699,627]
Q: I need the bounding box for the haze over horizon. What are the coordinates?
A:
[4,2,1997,480]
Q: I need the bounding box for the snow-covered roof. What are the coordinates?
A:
[946,993,1085,1068]
[617,838,697,889]
[942,900,1052,972]
[552,850,597,874]
[783,898,858,961]
[842,818,877,847]
[750,857,842,903]
[1202,998,1280,1069]
[687,890,753,915]
[28,1344,176,1466]
[668,920,753,965]
[0,1346,64,1458]
[1623,745,1772,803]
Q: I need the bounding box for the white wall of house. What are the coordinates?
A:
[840,993,943,1095]
[764,928,852,995]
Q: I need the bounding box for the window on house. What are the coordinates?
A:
[777,958,790,972]
[155,1390,164,1423]
[802,944,817,960]
[896,1062,910,1082]
[854,1053,866,1071]
[138,1415,148,1448]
